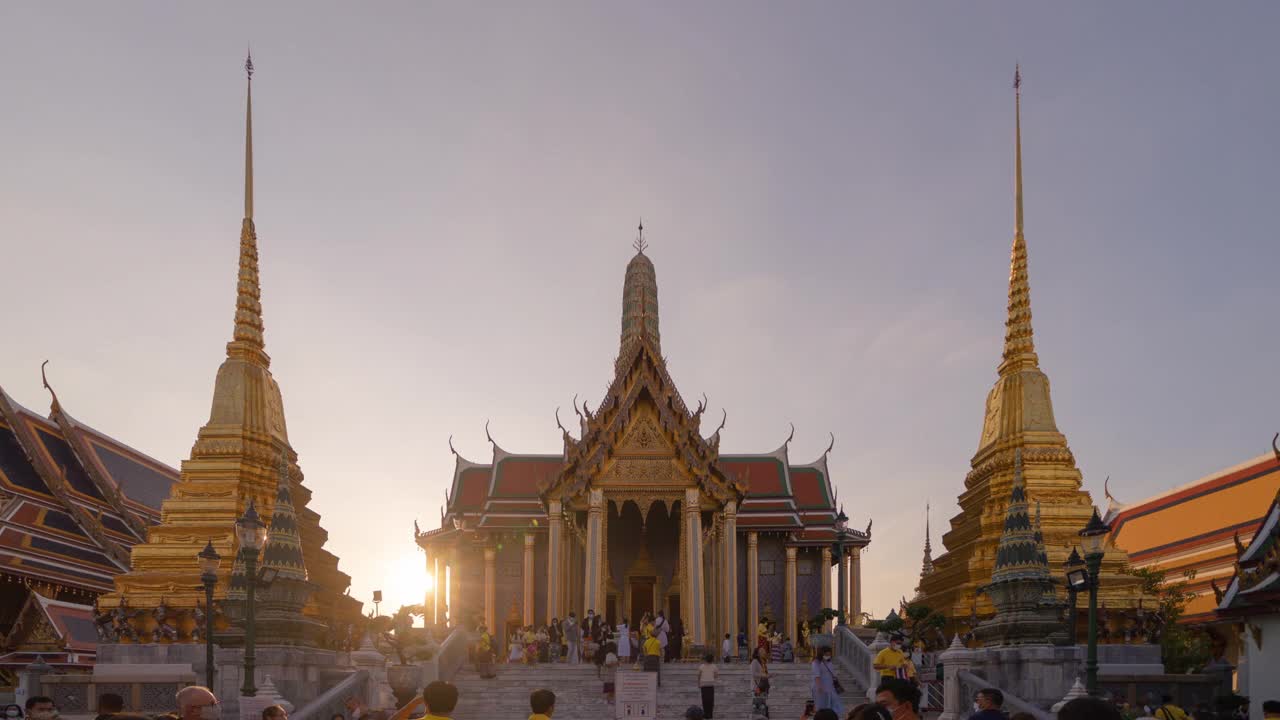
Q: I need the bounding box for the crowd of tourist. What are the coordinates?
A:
[7,678,1276,720]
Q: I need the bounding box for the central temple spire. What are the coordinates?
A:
[229,52,267,367]
[1000,65,1037,374]
[618,220,661,365]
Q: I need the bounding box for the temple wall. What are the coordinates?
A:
[493,539,522,640]
[757,535,786,624]
[797,546,823,636]
[736,533,749,637]
[459,546,484,629]
[533,533,549,624]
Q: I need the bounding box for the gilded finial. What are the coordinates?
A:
[633,218,648,254]
[40,360,62,413]
[244,50,254,221]
[1271,432,1279,463]
[823,432,835,458]
[448,434,458,456]
[228,51,267,365]
[1000,65,1037,373]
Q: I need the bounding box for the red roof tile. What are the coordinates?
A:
[791,467,833,509]
[492,456,563,498]
[721,457,787,497]
[453,467,491,512]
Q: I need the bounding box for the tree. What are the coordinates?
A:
[372,604,430,665]
[1124,566,1212,673]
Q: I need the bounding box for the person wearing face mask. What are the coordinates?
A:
[872,634,907,679]
[4,705,24,720]
[874,679,920,720]
[175,686,218,720]
[25,698,56,720]
[811,645,843,716]
[970,688,1005,720]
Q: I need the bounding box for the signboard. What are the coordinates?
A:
[615,670,658,718]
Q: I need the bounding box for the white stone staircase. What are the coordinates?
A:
[443,659,864,719]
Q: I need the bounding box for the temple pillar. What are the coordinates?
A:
[723,500,738,642]
[747,531,759,652]
[547,499,563,623]
[684,487,706,650]
[584,489,605,614]
[449,542,462,628]
[785,546,797,643]
[821,546,832,632]
[840,550,851,626]
[708,519,720,643]
[483,546,496,631]
[851,547,863,625]
[431,555,440,626]
[523,533,536,626]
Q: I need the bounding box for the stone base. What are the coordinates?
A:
[969,644,1082,709]
[1096,643,1163,676]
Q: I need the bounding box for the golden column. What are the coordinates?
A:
[707,519,720,641]
[840,550,852,626]
[784,546,797,642]
[547,499,563,624]
[684,487,706,649]
[523,533,536,627]
[483,546,496,632]
[585,489,605,614]
[723,500,738,642]
[851,547,863,625]
[450,542,462,628]
[431,556,440,626]
[747,532,759,651]
[821,546,832,632]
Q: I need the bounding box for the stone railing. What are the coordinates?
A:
[833,625,876,698]
[290,669,369,720]
[432,627,473,681]
[956,671,1051,720]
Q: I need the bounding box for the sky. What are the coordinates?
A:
[2,2,1279,623]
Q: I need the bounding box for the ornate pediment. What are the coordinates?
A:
[618,415,672,456]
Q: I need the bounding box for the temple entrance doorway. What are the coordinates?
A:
[629,577,655,628]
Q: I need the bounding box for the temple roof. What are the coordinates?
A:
[1215,455,1280,615]
[0,382,173,596]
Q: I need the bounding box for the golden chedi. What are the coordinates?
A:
[916,70,1146,637]
[97,57,360,640]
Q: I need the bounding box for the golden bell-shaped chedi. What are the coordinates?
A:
[96,58,361,638]
[916,69,1146,637]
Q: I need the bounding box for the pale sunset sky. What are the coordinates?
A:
[2,2,1278,621]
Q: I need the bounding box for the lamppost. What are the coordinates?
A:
[197,539,222,690]
[833,509,850,626]
[235,501,268,698]
[1074,508,1111,697]
[1062,546,1085,645]
[373,590,383,618]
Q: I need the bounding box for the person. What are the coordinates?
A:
[23,700,54,720]
[175,687,218,720]
[528,689,555,720]
[603,643,619,704]
[1264,701,1280,720]
[654,610,669,662]
[812,645,843,716]
[475,624,496,678]
[1009,713,1035,720]
[643,626,663,686]
[1154,695,1189,720]
[262,706,287,720]
[721,633,734,663]
[548,618,562,662]
[421,681,457,720]
[585,609,599,644]
[97,693,125,720]
[814,711,840,720]
[872,634,907,679]
[330,714,344,720]
[685,708,705,720]
[698,652,717,719]
[971,688,1004,720]
[616,621,631,663]
[564,612,581,664]
[781,636,795,663]
[757,617,772,656]
[343,696,385,720]
[874,679,920,720]
[3,706,23,720]
[750,646,770,697]
[1058,697,1123,720]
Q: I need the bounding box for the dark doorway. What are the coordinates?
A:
[629,577,655,627]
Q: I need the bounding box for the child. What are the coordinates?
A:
[698,651,718,719]
[721,633,733,663]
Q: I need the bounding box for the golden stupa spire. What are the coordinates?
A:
[1000,65,1037,374]
[229,51,268,367]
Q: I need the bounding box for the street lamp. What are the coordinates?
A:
[833,508,849,626]
[197,539,222,690]
[1063,547,1085,645]
[235,500,268,698]
[1078,507,1111,697]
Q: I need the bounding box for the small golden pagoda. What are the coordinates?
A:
[916,69,1146,635]
[97,57,360,636]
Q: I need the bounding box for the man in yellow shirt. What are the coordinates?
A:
[421,681,457,720]
[1153,695,1189,720]
[872,634,907,678]
[528,689,556,720]
[643,629,663,686]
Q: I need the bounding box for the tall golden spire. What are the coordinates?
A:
[1000,65,1037,374]
[229,51,268,367]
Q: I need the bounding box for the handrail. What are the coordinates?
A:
[290,669,369,720]
[435,627,474,681]
[833,625,875,697]
[388,697,424,720]
[956,670,1052,720]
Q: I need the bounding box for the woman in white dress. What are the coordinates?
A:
[654,611,669,661]
[616,621,631,662]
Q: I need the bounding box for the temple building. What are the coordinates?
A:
[1108,449,1280,623]
[415,228,871,655]
[0,374,177,675]
[915,72,1147,634]
[96,57,362,641]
